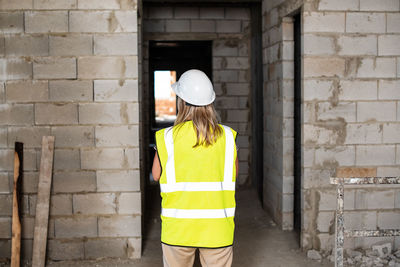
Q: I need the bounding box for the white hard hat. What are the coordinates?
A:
[171,69,215,106]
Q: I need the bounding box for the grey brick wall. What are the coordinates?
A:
[263,0,400,253]
[0,0,141,261]
[143,5,252,185]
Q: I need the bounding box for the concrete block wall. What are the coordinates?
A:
[263,0,400,252]
[301,0,400,252]
[143,5,252,185]
[262,1,298,230]
[0,0,141,261]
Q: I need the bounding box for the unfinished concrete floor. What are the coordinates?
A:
[8,187,333,267]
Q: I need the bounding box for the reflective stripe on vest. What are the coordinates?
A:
[161,125,235,219]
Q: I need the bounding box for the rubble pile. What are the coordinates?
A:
[307,243,400,266]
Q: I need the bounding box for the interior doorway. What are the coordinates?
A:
[143,40,213,249]
[293,12,302,238]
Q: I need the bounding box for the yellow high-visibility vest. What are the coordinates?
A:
[155,120,237,248]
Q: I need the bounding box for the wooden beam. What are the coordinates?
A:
[32,136,55,267]
[11,142,23,267]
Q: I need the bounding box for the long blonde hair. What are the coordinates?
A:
[174,97,223,147]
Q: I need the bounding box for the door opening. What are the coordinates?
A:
[293,12,302,238]
[143,40,213,248]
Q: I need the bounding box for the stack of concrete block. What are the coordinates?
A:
[0,0,141,261]
[143,6,252,185]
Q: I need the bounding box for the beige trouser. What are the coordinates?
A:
[162,244,233,267]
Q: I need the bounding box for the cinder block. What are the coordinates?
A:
[21,216,34,239]
[339,80,377,101]
[356,189,395,209]
[0,12,24,33]
[199,7,224,19]
[318,0,359,10]
[96,125,138,147]
[0,127,6,148]
[378,35,400,56]
[49,80,93,102]
[0,0,32,9]
[214,70,239,82]
[0,58,32,80]
[25,11,68,33]
[317,102,356,122]
[357,101,396,122]
[356,145,396,166]
[0,104,34,125]
[35,103,78,125]
[303,57,345,77]
[225,7,250,20]
[318,187,355,210]
[94,34,137,55]
[346,12,385,33]
[48,239,84,260]
[225,57,249,70]
[378,212,400,229]
[315,146,355,166]
[0,217,11,238]
[127,238,141,259]
[52,126,94,148]
[118,192,141,214]
[336,167,377,178]
[78,56,138,79]
[215,97,239,109]
[55,217,97,238]
[97,170,140,192]
[22,172,38,193]
[73,193,116,214]
[79,103,123,124]
[84,238,127,259]
[6,80,48,103]
[8,127,51,148]
[81,148,125,169]
[5,35,48,56]
[317,211,334,232]
[357,58,396,78]
[52,171,96,193]
[124,148,139,168]
[33,57,76,79]
[70,11,137,33]
[360,0,399,11]
[143,20,164,32]
[53,149,80,170]
[50,194,72,215]
[337,35,377,56]
[147,6,173,19]
[303,80,332,101]
[387,13,400,33]
[379,80,400,100]
[49,35,92,56]
[213,40,238,56]
[190,20,215,33]
[396,191,400,208]
[0,172,10,193]
[303,12,345,33]
[0,194,12,215]
[174,7,198,19]
[77,0,120,9]
[0,37,4,57]
[383,123,400,143]
[225,83,249,96]
[345,123,382,144]
[304,124,342,146]
[216,20,241,33]
[227,110,249,122]
[34,0,76,9]
[165,20,190,32]
[98,215,140,237]
[344,211,377,230]
[377,166,400,177]
[304,34,337,55]
[94,80,138,102]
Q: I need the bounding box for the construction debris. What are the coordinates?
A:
[307,250,322,261]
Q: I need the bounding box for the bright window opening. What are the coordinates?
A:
[154,70,177,124]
